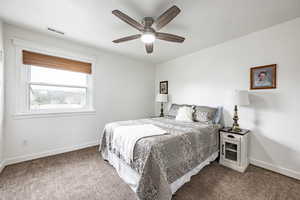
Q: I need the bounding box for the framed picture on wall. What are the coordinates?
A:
[250,64,277,90]
[159,81,168,94]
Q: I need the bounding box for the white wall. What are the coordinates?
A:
[156,18,300,179]
[3,24,155,164]
[0,20,4,172]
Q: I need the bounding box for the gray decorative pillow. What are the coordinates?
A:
[194,106,217,123]
[194,111,210,122]
[168,104,193,117]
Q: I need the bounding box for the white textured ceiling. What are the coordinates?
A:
[1,0,300,64]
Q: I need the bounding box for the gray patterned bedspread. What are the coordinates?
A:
[99,117,219,200]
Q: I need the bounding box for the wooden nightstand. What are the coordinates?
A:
[219,127,250,172]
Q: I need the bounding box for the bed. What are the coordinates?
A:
[99,105,222,200]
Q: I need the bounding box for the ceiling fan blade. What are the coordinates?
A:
[112,10,144,31]
[145,43,153,54]
[156,32,185,43]
[154,5,181,31]
[113,34,141,43]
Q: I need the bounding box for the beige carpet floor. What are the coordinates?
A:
[0,147,299,200]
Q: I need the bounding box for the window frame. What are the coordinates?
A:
[13,38,96,118]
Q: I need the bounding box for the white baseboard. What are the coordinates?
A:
[250,158,300,180]
[4,141,99,166]
[0,160,5,174]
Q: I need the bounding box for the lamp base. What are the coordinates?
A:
[231,125,242,132]
[160,102,164,117]
[231,105,242,132]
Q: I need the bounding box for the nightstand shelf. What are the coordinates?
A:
[219,128,250,173]
[226,149,237,152]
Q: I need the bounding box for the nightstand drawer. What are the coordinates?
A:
[220,131,241,141]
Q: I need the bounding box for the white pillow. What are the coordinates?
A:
[175,106,194,122]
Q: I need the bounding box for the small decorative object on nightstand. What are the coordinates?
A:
[156,94,168,117]
[219,127,250,172]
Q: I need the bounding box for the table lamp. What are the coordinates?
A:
[156,94,168,117]
[231,90,250,132]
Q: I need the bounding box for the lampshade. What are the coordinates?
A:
[233,90,250,106]
[156,94,168,103]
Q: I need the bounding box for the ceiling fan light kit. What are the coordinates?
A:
[141,32,156,44]
[112,5,185,54]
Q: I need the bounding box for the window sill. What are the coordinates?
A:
[13,109,96,119]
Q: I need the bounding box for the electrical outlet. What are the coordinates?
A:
[22,140,28,146]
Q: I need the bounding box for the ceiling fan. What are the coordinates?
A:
[112,5,185,54]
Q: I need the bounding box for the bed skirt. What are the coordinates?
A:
[102,150,219,195]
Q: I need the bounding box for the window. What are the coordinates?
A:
[16,48,94,115]
[29,66,88,110]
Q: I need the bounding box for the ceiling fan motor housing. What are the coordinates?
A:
[142,17,154,28]
[143,27,156,35]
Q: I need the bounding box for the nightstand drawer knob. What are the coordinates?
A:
[227,135,235,139]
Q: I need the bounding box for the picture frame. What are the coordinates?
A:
[250,64,277,90]
[159,81,168,94]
